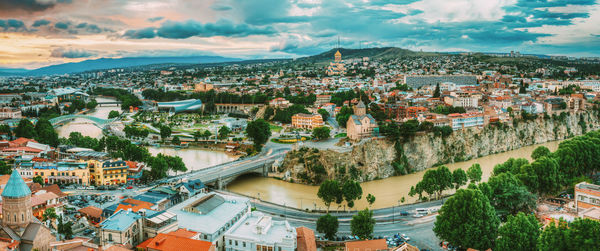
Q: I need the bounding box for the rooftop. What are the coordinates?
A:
[99,209,142,232]
[225,211,296,246]
[137,233,213,251]
[1,170,31,199]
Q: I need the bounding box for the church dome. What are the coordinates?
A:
[2,170,31,199]
[335,50,341,57]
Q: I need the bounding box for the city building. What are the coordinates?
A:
[344,239,387,251]
[195,83,214,92]
[314,95,331,107]
[269,98,290,108]
[224,211,296,251]
[168,193,250,250]
[326,51,346,76]
[0,108,21,120]
[291,114,324,129]
[575,182,600,213]
[88,160,128,186]
[18,161,90,186]
[448,113,485,130]
[99,209,144,247]
[295,227,316,251]
[48,87,89,102]
[347,101,379,140]
[137,230,215,251]
[156,99,203,114]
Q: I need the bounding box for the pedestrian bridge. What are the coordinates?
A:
[49,115,116,128]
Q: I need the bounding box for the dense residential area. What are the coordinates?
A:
[0,48,598,251]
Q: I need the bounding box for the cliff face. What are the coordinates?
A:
[278,111,600,184]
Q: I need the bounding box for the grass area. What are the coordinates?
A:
[334,133,347,138]
[271,136,312,144]
[269,124,283,133]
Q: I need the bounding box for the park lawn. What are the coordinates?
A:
[334,133,347,138]
[269,124,283,133]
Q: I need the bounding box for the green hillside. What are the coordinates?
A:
[295,47,437,64]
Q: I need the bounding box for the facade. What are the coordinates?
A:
[0,108,21,120]
[347,101,379,140]
[18,161,90,186]
[314,95,331,107]
[1,170,33,230]
[168,193,250,250]
[88,160,128,186]
[291,114,323,129]
[156,99,203,114]
[326,51,346,76]
[99,209,144,247]
[448,113,484,130]
[224,212,296,251]
[575,182,600,213]
[269,98,290,108]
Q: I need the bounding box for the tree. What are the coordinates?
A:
[246,119,271,151]
[86,99,98,109]
[14,119,36,139]
[342,180,363,209]
[218,126,231,140]
[452,168,468,189]
[312,126,331,140]
[0,124,11,138]
[317,180,342,211]
[518,157,561,195]
[351,208,375,240]
[34,118,59,147]
[537,219,570,251]
[486,172,537,217]
[317,109,330,121]
[531,146,551,160]
[172,136,181,145]
[433,83,441,98]
[43,207,57,221]
[159,125,172,140]
[202,130,212,139]
[108,110,120,119]
[467,163,482,184]
[0,160,10,175]
[411,165,453,200]
[495,212,540,251]
[568,218,600,250]
[336,106,354,128]
[492,158,529,176]
[316,214,339,240]
[366,194,376,206]
[57,216,73,240]
[192,130,203,142]
[434,189,500,250]
[33,176,44,185]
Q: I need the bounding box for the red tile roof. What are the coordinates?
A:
[137,233,213,251]
[296,227,316,251]
[344,239,388,251]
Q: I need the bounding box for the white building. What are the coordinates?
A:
[224,211,296,251]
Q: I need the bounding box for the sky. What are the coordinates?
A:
[0,0,599,69]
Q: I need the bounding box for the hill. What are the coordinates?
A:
[0,56,240,76]
[295,47,437,64]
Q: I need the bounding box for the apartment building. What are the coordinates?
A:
[448,113,484,130]
[88,160,128,186]
[575,182,600,212]
[291,114,323,129]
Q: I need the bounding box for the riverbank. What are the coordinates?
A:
[226,140,563,210]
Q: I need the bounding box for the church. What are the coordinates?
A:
[326,50,346,76]
[346,101,379,141]
[0,170,55,251]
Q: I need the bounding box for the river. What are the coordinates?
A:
[56,96,236,172]
[226,140,562,210]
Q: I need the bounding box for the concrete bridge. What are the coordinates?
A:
[166,148,288,189]
[96,101,122,107]
[49,115,117,128]
[215,103,263,114]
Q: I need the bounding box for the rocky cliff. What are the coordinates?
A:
[277,111,600,185]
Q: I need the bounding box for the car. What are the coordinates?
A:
[401,234,410,241]
[400,211,409,216]
[126,186,133,189]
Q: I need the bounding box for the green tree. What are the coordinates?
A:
[568,218,600,250]
[336,106,354,128]
[312,126,331,140]
[366,193,376,206]
[433,83,441,98]
[467,163,482,184]
[108,110,120,119]
[0,161,11,175]
[218,126,231,140]
[433,189,500,250]
[486,172,537,216]
[160,125,172,140]
[317,180,342,211]
[342,180,363,209]
[33,175,44,185]
[246,119,271,151]
[518,157,561,195]
[495,212,540,251]
[452,168,468,189]
[172,136,181,145]
[316,214,339,240]
[86,99,98,109]
[411,165,453,200]
[531,146,551,160]
[493,158,529,176]
[537,219,569,251]
[317,109,330,121]
[351,208,375,240]
[202,130,212,139]
[34,118,59,147]
[192,130,203,142]
[14,119,36,139]
[43,208,57,221]
[0,124,11,138]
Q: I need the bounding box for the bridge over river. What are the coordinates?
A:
[49,115,117,128]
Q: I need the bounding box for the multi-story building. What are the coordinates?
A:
[575,182,600,213]
[489,96,512,109]
[0,108,21,120]
[446,92,479,108]
[88,160,128,186]
[224,211,297,251]
[314,95,331,107]
[269,98,290,108]
[291,114,323,129]
[99,209,144,246]
[448,113,484,130]
[18,161,90,186]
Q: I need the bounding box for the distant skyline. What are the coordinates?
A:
[1,0,599,69]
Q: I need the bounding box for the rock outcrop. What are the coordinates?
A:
[277,111,600,185]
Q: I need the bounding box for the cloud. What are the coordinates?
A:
[122,27,157,39]
[123,19,276,39]
[32,19,51,27]
[148,17,164,22]
[50,47,96,58]
[0,19,26,31]
[0,0,71,12]
[54,21,70,29]
[211,4,232,11]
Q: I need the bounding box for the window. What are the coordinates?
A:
[108,233,113,241]
[235,241,238,246]
[257,245,261,251]
[21,213,23,221]
[243,242,246,248]
[229,240,232,245]
[13,214,16,222]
